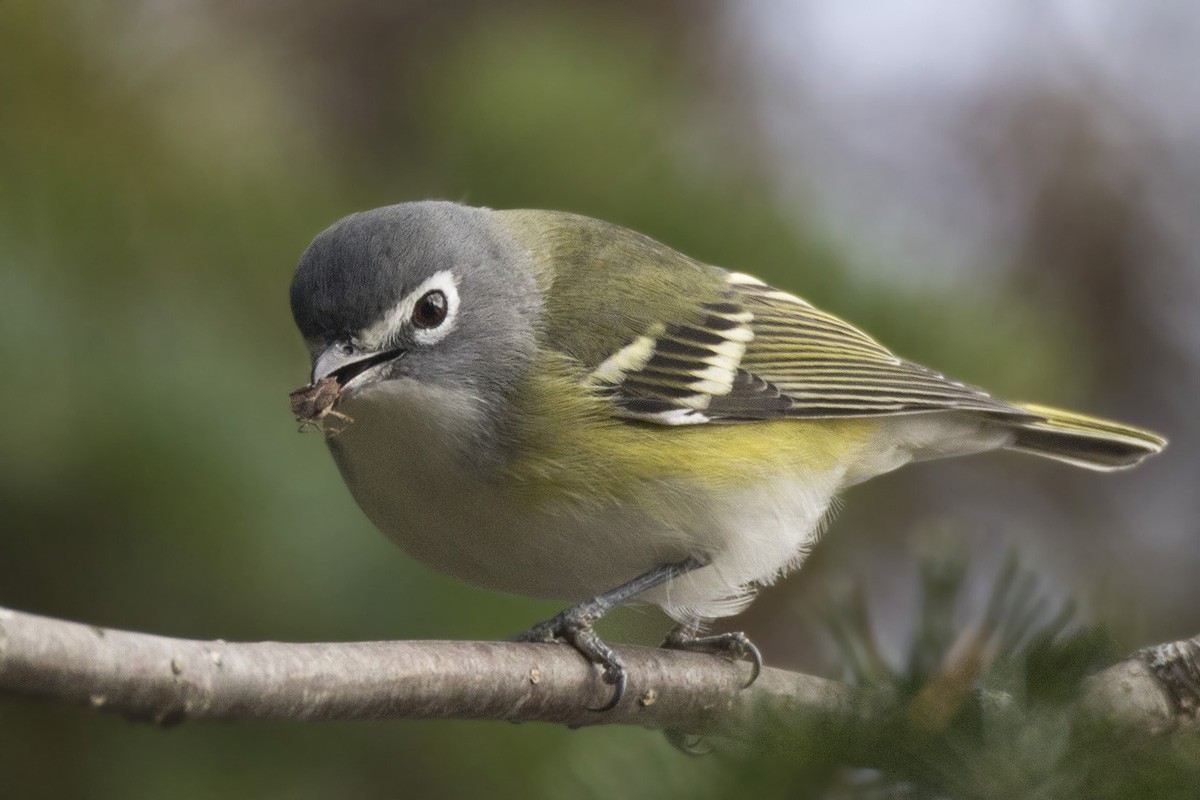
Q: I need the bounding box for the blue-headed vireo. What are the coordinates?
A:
[288,201,1165,710]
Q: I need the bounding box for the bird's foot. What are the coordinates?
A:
[512,605,627,712]
[509,558,708,712]
[662,626,763,688]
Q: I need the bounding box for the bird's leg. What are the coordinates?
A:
[661,621,763,688]
[512,556,705,711]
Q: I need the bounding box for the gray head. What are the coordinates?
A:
[290,201,541,406]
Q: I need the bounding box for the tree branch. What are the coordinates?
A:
[0,606,852,731]
[1080,637,1200,734]
[1,604,1197,739]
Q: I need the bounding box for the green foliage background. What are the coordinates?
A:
[0,2,1191,797]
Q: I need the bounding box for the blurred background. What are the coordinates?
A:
[1,1,1196,797]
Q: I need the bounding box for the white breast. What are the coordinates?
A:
[327,381,847,625]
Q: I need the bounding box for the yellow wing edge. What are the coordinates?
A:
[1006,402,1167,472]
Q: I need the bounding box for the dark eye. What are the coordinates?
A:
[412,289,448,329]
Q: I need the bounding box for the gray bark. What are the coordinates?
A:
[1,605,1196,737]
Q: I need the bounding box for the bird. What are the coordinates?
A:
[288,200,1166,710]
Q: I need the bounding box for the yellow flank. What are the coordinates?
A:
[503,351,878,510]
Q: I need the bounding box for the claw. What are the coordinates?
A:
[513,610,628,712]
[663,629,763,688]
[509,621,556,644]
[664,729,716,756]
[588,662,627,712]
[740,636,764,688]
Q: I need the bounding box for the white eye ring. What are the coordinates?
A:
[361,270,460,349]
[407,272,459,345]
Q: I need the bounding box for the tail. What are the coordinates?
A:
[1003,402,1167,472]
